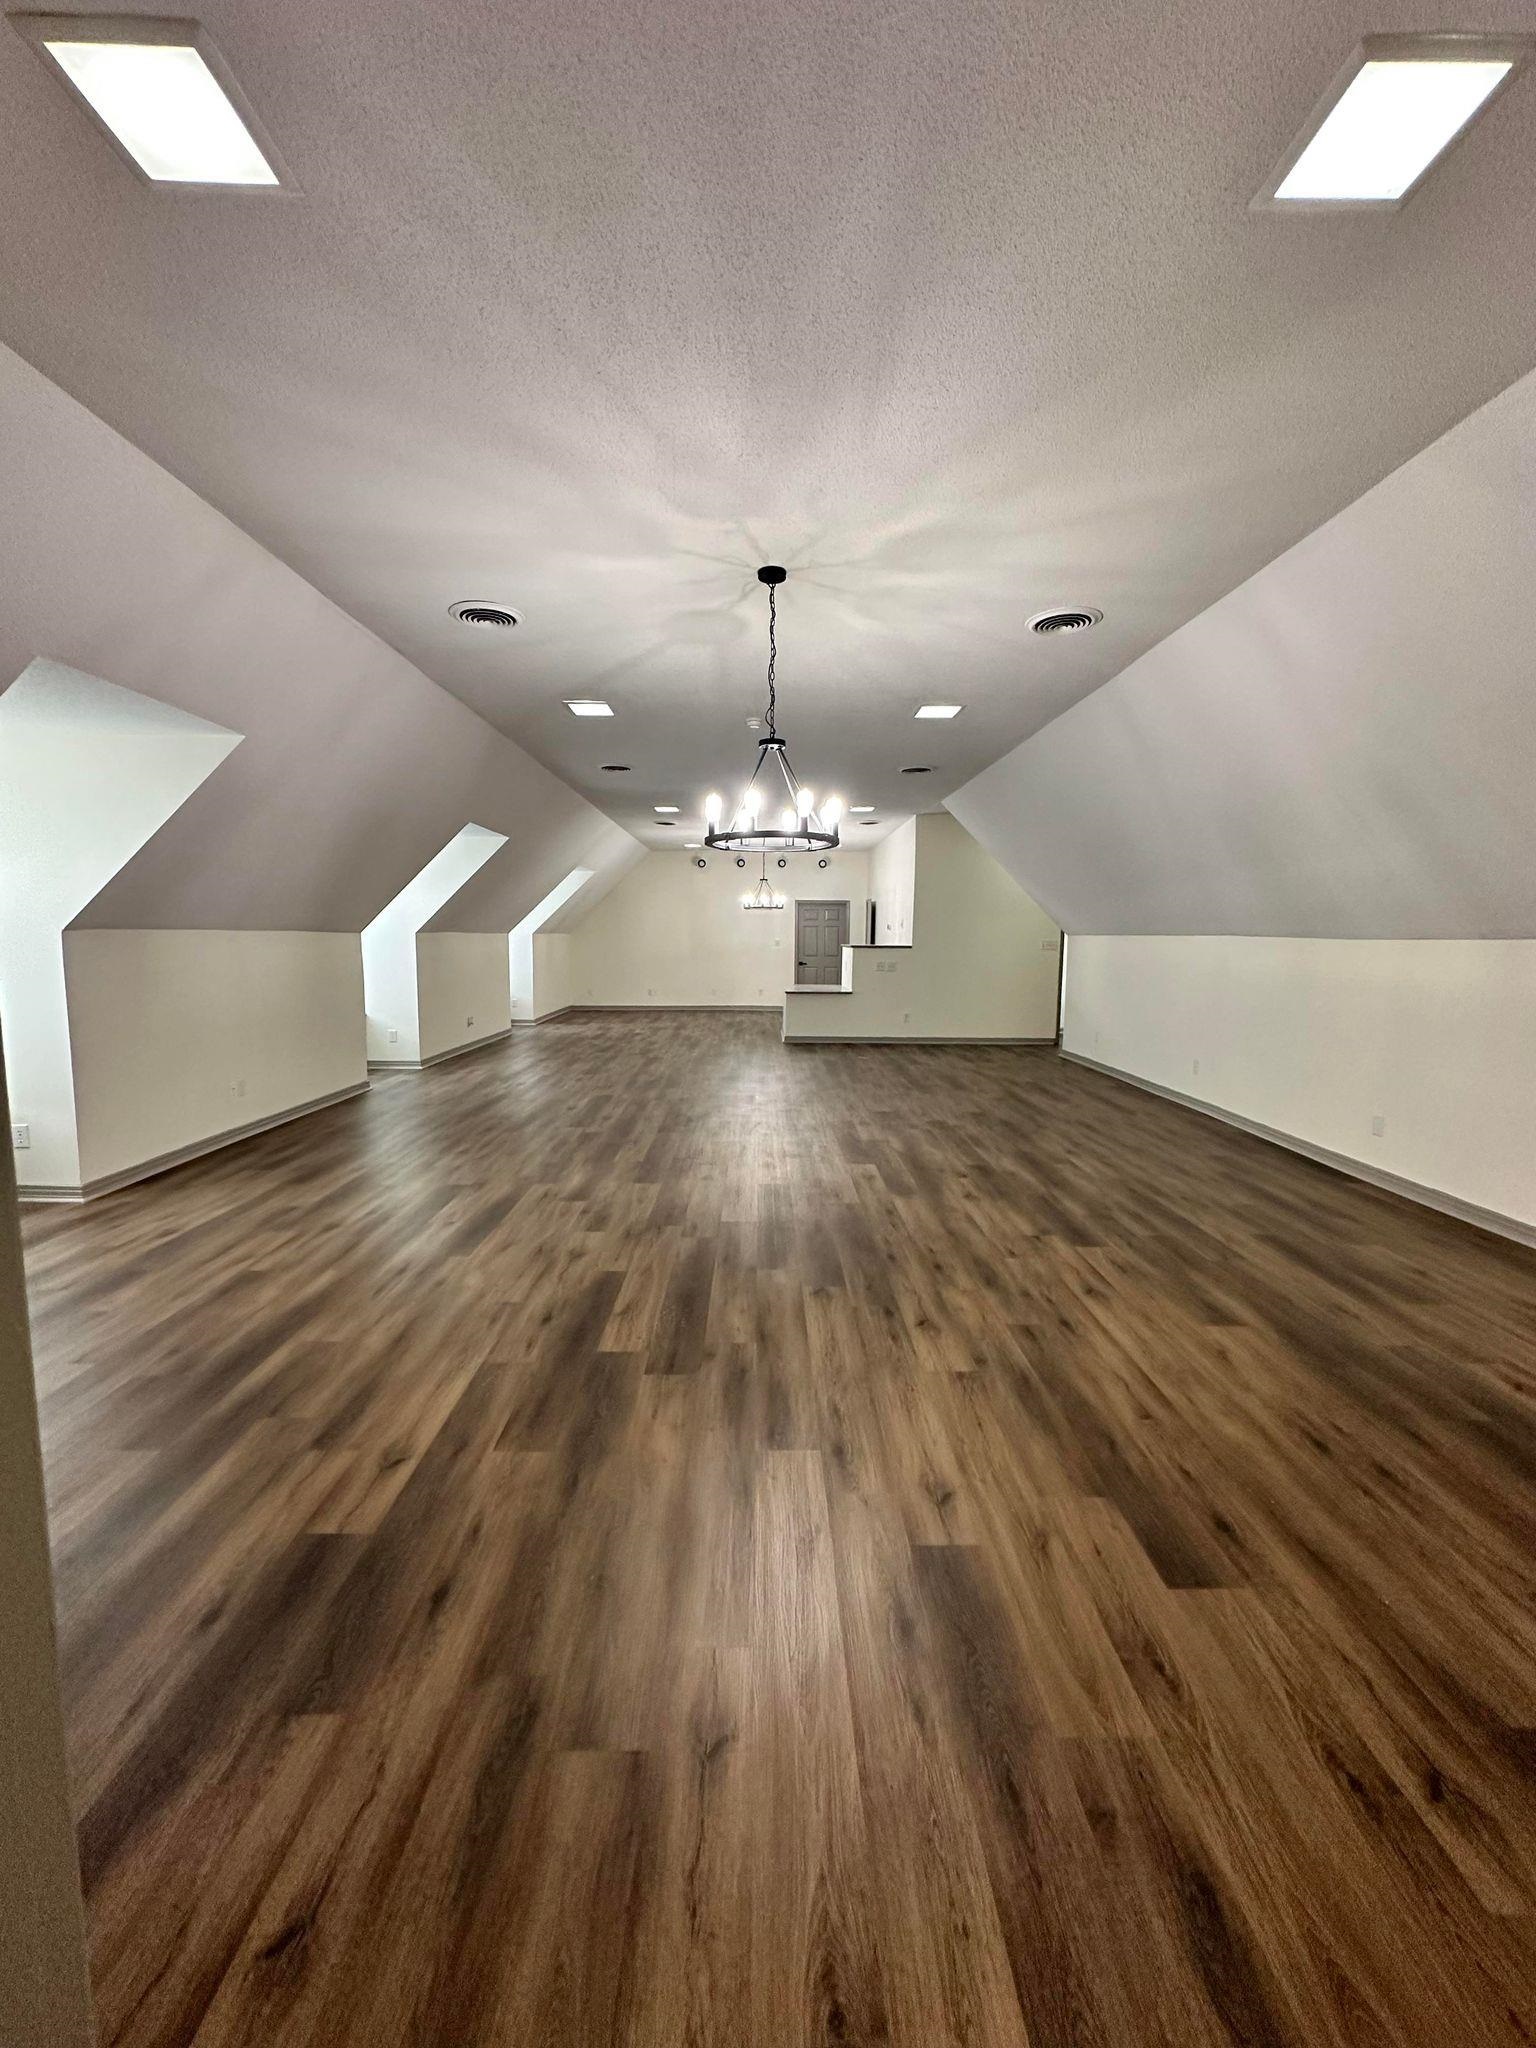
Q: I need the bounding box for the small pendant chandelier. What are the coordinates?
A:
[742,851,785,911]
[703,566,842,854]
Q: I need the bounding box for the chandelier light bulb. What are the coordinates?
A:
[797,788,814,817]
[823,795,844,827]
[705,792,723,827]
[780,806,796,834]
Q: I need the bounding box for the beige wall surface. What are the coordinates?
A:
[0,661,241,1187]
[0,1036,95,2047]
[1064,936,1536,1228]
[530,931,575,1019]
[63,931,366,1189]
[784,814,1060,1041]
[567,849,871,1008]
[416,934,513,1061]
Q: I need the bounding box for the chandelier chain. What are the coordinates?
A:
[765,583,778,737]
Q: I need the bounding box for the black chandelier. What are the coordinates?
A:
[741,851,785,911]
[703,566,842,854]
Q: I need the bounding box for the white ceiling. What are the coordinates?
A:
[2,1,1535,850]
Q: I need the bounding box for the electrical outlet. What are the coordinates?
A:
[1370,1113,1386,1137]
[388,1027,399,1044]
[466,1013,475,1029]
[237,1078,247,1100]
[902,1010,911,1024]
[1192,1058,1200,1076]
[11,1122,29,1150]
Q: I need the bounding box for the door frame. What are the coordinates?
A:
[792,897,852,987]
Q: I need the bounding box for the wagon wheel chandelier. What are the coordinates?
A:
[741,850,785,911]
[703,566,842,854]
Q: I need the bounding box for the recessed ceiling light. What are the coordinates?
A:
[915,704,962,719]
[849,805,875,813]
[1256,36,1528,209]
[653,804,679,814]
[564,700,613,717]
[18,16,284,187]
[449,601,520,629]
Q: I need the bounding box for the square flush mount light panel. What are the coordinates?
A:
[653,804,679,814]
[564,699,613,717]
[1255,34,1530,210]
[914,703,962,719]
[10,14,289,188]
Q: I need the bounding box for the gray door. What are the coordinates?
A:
[795,899,850,985]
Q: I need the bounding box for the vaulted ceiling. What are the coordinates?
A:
[948,363,1536,938]
[3,0,1534,853]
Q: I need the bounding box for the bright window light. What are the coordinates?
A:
[41,38,279,185]
[564,700,614,717]
[1272,49,1516,204]
[914,704,962,719]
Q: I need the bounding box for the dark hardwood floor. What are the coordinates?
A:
[21,1011,1536,2046]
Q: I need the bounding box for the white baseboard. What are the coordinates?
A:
[564,1004,782,1014]
[784,1034,1055,1047]
[17,1080,371,1205]
[367,1027,513,1071]
[1064,1051,1536,1251]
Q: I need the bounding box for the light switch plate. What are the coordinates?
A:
[11,1122,29,1150]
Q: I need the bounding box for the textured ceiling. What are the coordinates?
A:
[2,0,1535,849]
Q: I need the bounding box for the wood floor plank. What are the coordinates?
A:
[20,1014,1536,2045]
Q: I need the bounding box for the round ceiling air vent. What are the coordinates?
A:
[600,764,631,772]
[901,765,935,775]
[1027,605,1102,636]
[449,600,521,629]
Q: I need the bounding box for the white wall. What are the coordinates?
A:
[509,867,595,1019]
[1064,937,1536,1230]
[870,818,917,943]
[0,1040,95,2048]
[362,824,507,1063]
[784,813,1059,1041]
[63,932,366,1190]
[566,849,870,1008]
[416,935,512,1062]
[0,662,240,1187]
